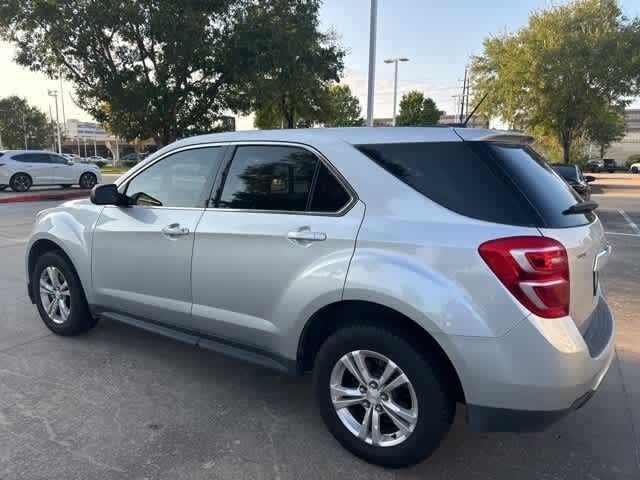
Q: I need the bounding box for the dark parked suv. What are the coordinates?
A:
[551,164,594,200]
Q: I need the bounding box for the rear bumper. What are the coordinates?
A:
[438,294,615,431]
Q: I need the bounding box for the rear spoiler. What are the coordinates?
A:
[454,128,534,145]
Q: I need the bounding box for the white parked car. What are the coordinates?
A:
[86,155,109,164]
[0,150,102,192]
[629,162,640,174]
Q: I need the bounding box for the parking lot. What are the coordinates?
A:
[0,175,639,479]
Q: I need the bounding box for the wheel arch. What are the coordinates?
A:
[297,300,466,403]
[10,171,32,184]
[27,239,75,300]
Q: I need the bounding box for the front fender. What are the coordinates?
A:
[26,200,103,304]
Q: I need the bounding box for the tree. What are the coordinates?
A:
[396,91,443,126]
[0,96,52,149]
[587,104,626,158]
[219,0,345,129]
[471,0,640,163]
[0,0,237,146]
[324,84,364,127]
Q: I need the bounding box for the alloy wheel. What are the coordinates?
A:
[330,350,418,447]
[80,173,97,189]
[39,266,71,325]
[12,174,31,192]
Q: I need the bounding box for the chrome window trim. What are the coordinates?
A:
[117,140,359,216]
[208,141,358,217]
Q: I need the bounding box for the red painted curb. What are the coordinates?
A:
[0,190,90,204]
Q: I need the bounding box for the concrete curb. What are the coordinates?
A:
[0,190,90,204]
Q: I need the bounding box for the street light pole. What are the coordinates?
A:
[366,0,378,127]
[47,89,62,154]
[22,111,28,149]
[384,57,410,126]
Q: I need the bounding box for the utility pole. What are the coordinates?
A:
[59,67,67,137]
[93,124,97,156]
[48,89,62,153]
[48,104,56,151]
[22,111,28,149]
[366,0,378,127]
[384,57,410,126]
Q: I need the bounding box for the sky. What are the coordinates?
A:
[1,0,639,130]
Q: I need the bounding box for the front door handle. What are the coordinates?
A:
[287,229,327,243]
[162,223,190,238]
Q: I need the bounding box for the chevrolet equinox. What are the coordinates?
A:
[26,127,614,468]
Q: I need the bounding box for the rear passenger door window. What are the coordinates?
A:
[216,145,352,214]
[309,162,351,213]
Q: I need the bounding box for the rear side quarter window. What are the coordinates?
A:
[356,141,540,226]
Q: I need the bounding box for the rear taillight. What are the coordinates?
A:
[479,236,569,318]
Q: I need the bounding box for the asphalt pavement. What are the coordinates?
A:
[0,180,639,479]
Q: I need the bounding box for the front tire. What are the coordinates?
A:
[33,251,97,336]
[79,172,97,189]
[313,325,454,468]
[632,166,639,174]
[10,173,32,192]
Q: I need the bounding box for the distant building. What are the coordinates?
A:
[438,114,489,129]
[601,108,640,162]
[65,119,117,142]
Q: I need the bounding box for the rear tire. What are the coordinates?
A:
[632,166,639,174]
[10,173,32,192]
[32,251,97,336]
[313,325,454,468]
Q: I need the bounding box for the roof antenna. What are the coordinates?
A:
[463,92,489,127]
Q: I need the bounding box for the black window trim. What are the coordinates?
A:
[207,141,358,217]
[118,143,229,210]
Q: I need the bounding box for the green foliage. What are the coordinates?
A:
[396,91,443,126]
[0,0,239,145]
[587,105,626,158]
[324,85,364,127]
[219,0,345,129]
[0,96,52,149]
[254,104,282,130]
[471,0,640,163]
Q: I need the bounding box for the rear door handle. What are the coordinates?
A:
[162,223,190,238]
[287,230,327,242]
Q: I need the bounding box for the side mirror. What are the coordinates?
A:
[90,184,122,205]
[585,175,596,183]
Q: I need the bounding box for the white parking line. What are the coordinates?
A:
[605,231,640,238]
[619,209,640,234]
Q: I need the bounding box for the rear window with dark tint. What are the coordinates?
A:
[356,141,592,228]
[356,142,539,226]
[469,143,593,227]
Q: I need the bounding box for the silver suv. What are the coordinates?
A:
[26,128,614,468]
